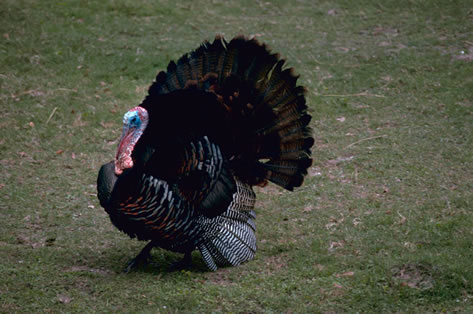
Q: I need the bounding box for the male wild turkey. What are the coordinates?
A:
[97,35,313,272]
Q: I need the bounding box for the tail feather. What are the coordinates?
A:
[189,45,206,80]
[262,171,298,189]
[198,243,218,271]
[263,159,312,176]
[209,230,251,265]
[206,37,226,75]
[277,118,312,141]
[220,38,238,78]
[253,156,312,190]
[144,35,313,191]
[250,52,279,89]
[175,55,191,87]
[198,240,229,271]
[259,62,295,106]
[196,180,257,270]
[165,61,181,91]
[258,112,311,140]
[277,137,314,160]
[197,210,257,270]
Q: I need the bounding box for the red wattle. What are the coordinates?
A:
[115,131,135,175]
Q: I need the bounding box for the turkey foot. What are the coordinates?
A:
[124,241,155,273]
[169,251,192,271]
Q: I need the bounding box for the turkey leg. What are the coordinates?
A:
[169,251,192,271]
[124,241,155,273]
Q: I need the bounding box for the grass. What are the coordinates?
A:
[1,0,472,312]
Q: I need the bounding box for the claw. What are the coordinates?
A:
[124,241,155,273]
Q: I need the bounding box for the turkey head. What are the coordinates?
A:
[115,106,149,175]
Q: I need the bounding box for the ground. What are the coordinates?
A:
[1,0,472,312]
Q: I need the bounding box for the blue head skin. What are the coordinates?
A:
[115,106,149,175]
[123,110,143,129]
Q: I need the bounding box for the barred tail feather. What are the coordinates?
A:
[198,210,257,271]
[196,180,256,271]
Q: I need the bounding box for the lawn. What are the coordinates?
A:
[1,0,472,312]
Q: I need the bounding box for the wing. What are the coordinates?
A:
[173,136,236,218]
[141,135,236,219]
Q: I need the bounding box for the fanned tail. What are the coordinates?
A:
[196,179,256,270]
[145,35,313,191]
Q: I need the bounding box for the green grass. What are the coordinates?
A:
[1,0,472,312]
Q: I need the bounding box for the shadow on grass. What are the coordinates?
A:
[73,245,211,276]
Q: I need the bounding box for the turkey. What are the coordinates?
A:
[97,35,313,272]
